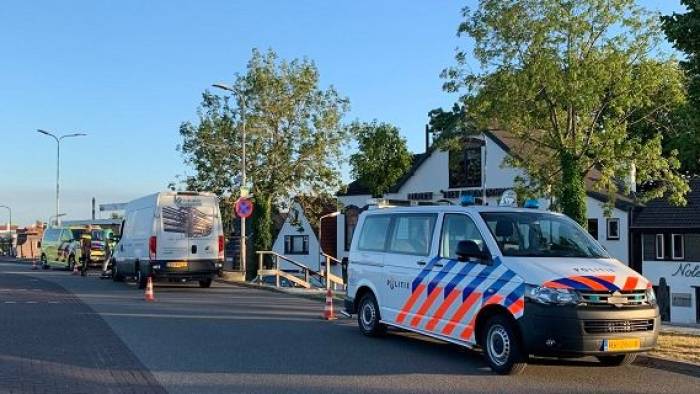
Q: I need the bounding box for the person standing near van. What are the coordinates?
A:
[100,231,112,279]
[80,228,91,277]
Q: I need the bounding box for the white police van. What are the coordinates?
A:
[344,200,659,374]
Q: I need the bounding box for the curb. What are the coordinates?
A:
[215,278,346,304]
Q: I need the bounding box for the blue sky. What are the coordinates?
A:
[0,0,686,225]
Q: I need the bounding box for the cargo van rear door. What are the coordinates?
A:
[159,195,190,264]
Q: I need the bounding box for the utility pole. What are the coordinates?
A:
[212,83,247,274]
[36,130,87,225]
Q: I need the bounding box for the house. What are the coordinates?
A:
[630,178,700,324]
[271,199,339,276]
[335,129,638,265]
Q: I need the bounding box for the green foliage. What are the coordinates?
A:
[445,0,690,223]
[428,103,480,151]
[252,193,273,276]
[661,1,700,174]
[179,48,350,255]
[349,120,412,197]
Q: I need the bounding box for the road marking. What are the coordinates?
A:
[4,301,16,304]
[25,301,37,304]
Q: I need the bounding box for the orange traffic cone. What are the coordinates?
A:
[144,277,155,302]
[322,288,335,320]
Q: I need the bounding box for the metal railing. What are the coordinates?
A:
[255,251,345,290]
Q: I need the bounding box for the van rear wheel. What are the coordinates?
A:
[136,269,147,289]
[199,279,212,288]
[596,354,637,366]
[357,292,386,337]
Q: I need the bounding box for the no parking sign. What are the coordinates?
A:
[235,198,254,219]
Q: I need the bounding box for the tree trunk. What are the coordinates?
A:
[251,193,273,278]
[559,151,587,226]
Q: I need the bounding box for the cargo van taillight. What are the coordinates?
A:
[218,235,224,258]
[149,236,157,260]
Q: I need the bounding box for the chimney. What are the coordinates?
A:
[425,124,431,152]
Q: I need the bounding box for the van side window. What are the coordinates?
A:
[358,215,391,252]
[440,214,486,259]
[387,214,437,256]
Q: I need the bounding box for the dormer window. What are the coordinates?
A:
[449,145,482,188]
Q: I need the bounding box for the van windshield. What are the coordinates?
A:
[479,212,608,258]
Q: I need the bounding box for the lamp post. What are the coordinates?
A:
[212,83,248,274]
[318,211,340,289]
[36,130,87,225]
[0,205,11,256]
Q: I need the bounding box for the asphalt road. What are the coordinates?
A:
[1,259,698,394]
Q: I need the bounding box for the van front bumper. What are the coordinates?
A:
[517,302,659,357]
[150,260,223,281]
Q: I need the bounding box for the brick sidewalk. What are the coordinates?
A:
[0,269,165,394]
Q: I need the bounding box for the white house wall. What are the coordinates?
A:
[585,196,628,264]
[271,203,321,272]
[643,260,699,324]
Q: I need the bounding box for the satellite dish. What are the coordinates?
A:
[499,190,518,207]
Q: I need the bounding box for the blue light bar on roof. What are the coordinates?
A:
[460,195,476,206]
[523,199,540,209]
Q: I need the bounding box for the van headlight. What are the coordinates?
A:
[646,287,657,305]
[526,285,582,306]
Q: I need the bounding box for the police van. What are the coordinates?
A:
[344,200,659,374]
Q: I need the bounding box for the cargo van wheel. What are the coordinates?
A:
[199,279,212,288]
[67,256,76,272]
[112,262,123,282]
[358,292,386,337]
[481,314,527,375]
[136,269,147,289]
[596,354,636,366]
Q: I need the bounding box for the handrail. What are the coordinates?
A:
[255,250,345,290]
[320,252,342,264]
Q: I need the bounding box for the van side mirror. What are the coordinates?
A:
[455,240,491,263]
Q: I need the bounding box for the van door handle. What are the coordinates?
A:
[434,262,444,268]
[416,261,426,266]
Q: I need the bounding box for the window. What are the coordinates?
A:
[587,219,598,240]
[655,234,664,260]
[358,215,392,252]
[344,207,359,251]
[449,146,482,188]
[440,214,487,260]
[672,234,684,260]
[388,214,437,256]
[43,229,59,242]
[606,218,620,240]
[480,212,607,258]
[284,235,308,255]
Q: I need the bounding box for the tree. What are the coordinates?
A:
[444,0,689,225]
[661,1,700,175]
[179,49,350,275]
[348,121,413,197]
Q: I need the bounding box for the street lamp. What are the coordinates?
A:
[36,129,87,226]
[318,211,340,289]
[212,82,248,274]
[0,205,11,256]
[48,213,67,228]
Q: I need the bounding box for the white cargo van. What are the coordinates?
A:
[112,192,224,288]
[344,204,659,374]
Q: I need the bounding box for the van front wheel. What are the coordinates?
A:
[357,292,386,337]
[481,314,527,375]
[596,354,637,366]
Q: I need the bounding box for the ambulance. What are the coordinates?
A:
[344,201,659,375]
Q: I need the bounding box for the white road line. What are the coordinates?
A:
[4,301,16,304]
[25,301,37,304]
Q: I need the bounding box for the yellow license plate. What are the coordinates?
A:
[603,338,640,351]
[167,261,188,268]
